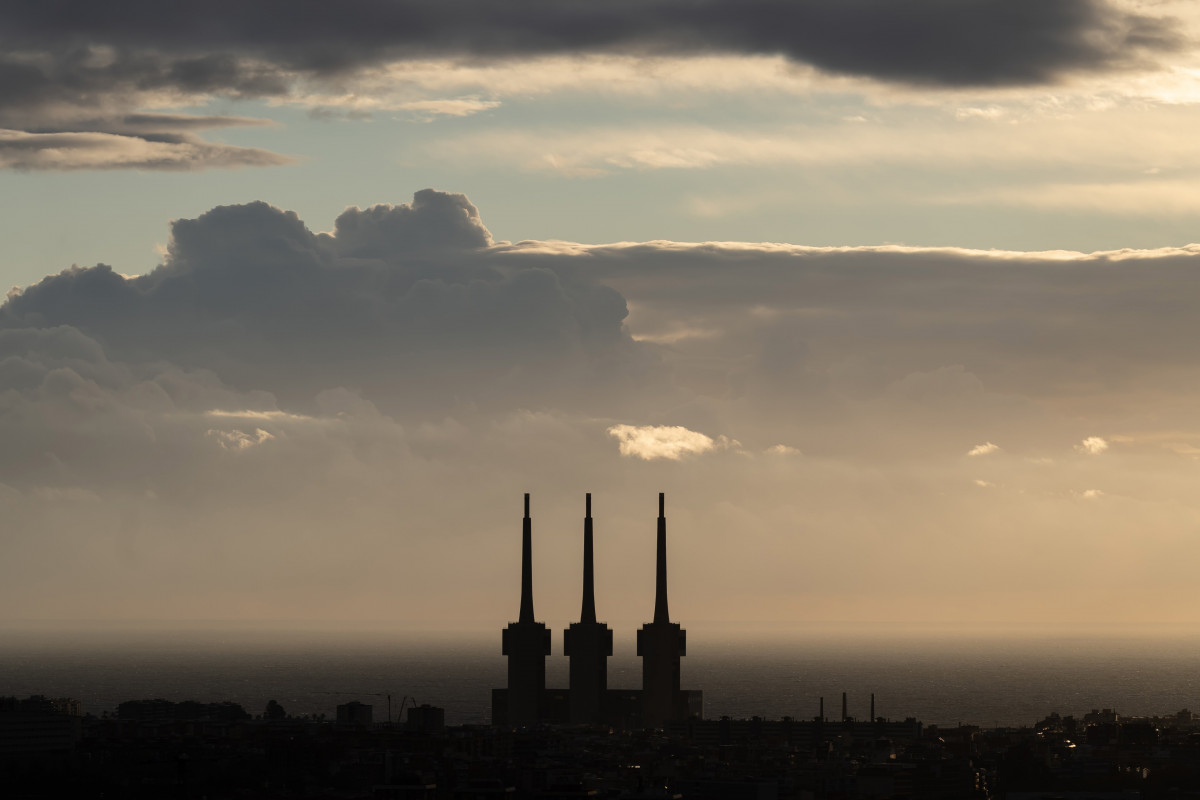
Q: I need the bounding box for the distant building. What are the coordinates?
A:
[0,696,81,717]
[336,700,373,726]
[0,695,82,766]
[116,698,250,721]
[406,704,445,733]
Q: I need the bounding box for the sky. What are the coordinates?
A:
[4,0,1200,631]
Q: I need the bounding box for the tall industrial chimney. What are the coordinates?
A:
[581,494,596,624]
[519,493,534,623]
[497,493,551,726]
[638,493,688,728]
[565,493,613,724]
[653,492,669,624]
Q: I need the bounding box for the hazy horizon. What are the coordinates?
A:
[8,619,1200,640]
[5,624,1200,729]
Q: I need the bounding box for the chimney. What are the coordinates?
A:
[842,692,848,723]
[580,493,597,624]
[871,693,875,722]
[653,492,670,624]
[519,493,534,623]
[819,697,824,722]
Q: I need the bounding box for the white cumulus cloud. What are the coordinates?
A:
[607,423,719,461]
[207,428,274,451]
[967,441,1000,457]
[1076,436,1109,455]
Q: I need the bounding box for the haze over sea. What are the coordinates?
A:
[4,622,1199,728]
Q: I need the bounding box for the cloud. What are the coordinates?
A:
[1076,436,1110,455]
[0,44,297,170]
[205,409,313,423]
[158,205,1192,469]
[207,428,274,451]
[1,189,638,416]
[607,424,719,460]
[0,1,1176,88]
[951,178,1200,217]
[968,442,1000,457]
[0,196,1195,500]
[8,188,1200,624]
[1081,488,1105,499]
[326,189,493,255]
[396,98,502,119]
[420,104,1200,179]
[955,106,1007,121]
[0,129,294,171]
[309,55,836,104]
[0,1,1183,169]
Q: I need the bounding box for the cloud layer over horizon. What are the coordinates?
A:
[5,189,1200,626]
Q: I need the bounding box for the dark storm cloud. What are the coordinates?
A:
[530,240,1200,428]
[10,189,1200,428]
[1,190,640,413]
[547,240,1200,366]
[0,0,1179,87]
[0,1,1181,169]
[0,43,294,170]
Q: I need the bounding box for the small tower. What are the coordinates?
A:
[500,493,551,726]
[637,493,687,728]
[564,493,614,724]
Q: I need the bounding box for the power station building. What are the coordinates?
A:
[491,493,703,729]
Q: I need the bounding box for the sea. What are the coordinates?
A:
[3,622,1200,729]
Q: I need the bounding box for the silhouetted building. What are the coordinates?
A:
[116,698,250,722]
[337,701,373,726]
[495,493,551,727]
[405,704,445,733]
[0,696,80,717]
[637,493,690,728]
[0,695,81,766]
[493,492,699,729]
[564,493,613,724]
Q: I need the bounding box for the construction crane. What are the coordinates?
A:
[313,691,414,724]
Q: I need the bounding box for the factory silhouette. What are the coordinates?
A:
[493,493,703,728]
